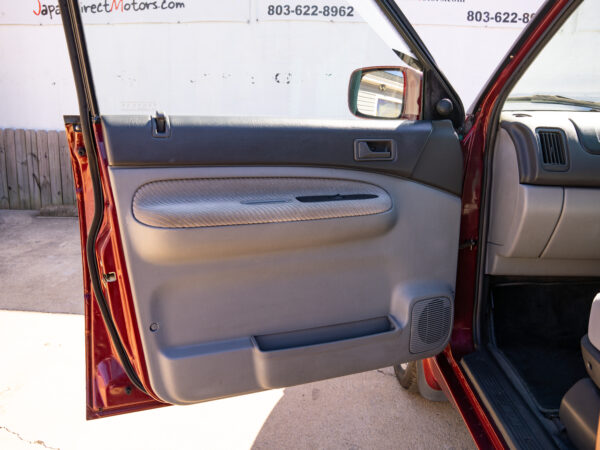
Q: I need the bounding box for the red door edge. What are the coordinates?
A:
[433,350,507,449]
[66,120,166,419]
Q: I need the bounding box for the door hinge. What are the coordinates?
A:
[459,239,478,251]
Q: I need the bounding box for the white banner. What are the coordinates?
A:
[1,0,542,27]
[396,0,540,29]
[1,0,250,25]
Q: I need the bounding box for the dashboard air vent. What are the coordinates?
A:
[537,129,566,167]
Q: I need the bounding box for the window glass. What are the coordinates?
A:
[80,1,414,119]
[505,0,600,111]
[395,0,546,110]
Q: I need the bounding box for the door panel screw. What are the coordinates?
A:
[149,322,159,332]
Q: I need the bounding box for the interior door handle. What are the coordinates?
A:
[354,139,395,161]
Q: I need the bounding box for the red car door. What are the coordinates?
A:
[57,1,577,445]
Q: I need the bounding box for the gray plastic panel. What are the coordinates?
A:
[571,116,600,155]
[101,116,464,195]
[109,166,460,404]
[132,177,391,228]
[500,110,600,187]
[487,129,562,259]
[252,316,403,389]
[541,188,600,259]
[486,126,600,276]
[254,316,392,352]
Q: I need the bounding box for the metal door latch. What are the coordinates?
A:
[459,239,478,251]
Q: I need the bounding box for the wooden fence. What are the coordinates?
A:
[0,129,75,210]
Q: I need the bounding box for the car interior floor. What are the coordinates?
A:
[488,280,600,414]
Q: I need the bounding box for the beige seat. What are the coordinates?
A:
[560,293,600,450]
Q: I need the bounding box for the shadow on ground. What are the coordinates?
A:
[252,367,473,449]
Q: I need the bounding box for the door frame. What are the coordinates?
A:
[428,1,581,447]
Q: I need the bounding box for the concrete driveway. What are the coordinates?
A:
[0,210,475,450]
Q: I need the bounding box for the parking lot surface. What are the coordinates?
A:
[0,210,474,449]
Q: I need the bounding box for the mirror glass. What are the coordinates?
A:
[356,69,405,119]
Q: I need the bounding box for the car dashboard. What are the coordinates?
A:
[487,110,600,276]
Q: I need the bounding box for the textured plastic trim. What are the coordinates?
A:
[132,177,391,229]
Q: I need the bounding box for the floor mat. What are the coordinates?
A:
[492,281,600,411]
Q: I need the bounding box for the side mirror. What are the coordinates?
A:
[348,66,422,120]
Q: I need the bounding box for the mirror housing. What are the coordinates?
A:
[348,66,422,120]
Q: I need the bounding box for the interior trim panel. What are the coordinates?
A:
[487,116,600,276]
[500,111,600,186]
[109,166,461,404]
[101,116,464,196]
[132,177,392,229]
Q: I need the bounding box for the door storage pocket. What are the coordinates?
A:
[251,315,404,388]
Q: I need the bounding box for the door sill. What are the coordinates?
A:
[460,350,567,449]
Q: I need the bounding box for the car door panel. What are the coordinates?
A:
[102,117,462,405]
[101,116,463,196]
[58,0,471,416]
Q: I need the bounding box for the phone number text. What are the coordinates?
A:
[266,4,355,17]
[467,11,536,24]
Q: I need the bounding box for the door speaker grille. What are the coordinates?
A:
[409,297,452,354]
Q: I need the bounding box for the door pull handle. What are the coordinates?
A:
[354,139,395,161]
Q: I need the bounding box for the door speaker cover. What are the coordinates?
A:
[409,297,452,354]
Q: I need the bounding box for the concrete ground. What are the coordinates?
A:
[0,210,475,450]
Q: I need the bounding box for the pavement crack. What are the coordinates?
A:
[0,425,59,449]
[376,369,396,378]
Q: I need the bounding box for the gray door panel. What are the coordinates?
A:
[109,165,461,404]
